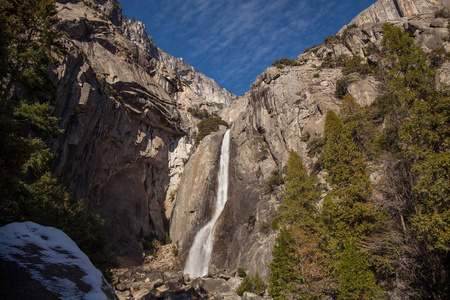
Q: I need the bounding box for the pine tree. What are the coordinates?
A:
[322,110,384,296]
[377,23,450,297]
[278,150,320,226]
[270,151,331,299]
[269,228,300,299]
[339,94,378,159]
[322,110,373,231]
[0,0,116,279]
[336,239,384,300]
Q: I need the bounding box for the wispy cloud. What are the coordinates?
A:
[121,0,377,95]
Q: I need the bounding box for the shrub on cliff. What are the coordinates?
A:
[194,115,229,144]
[272,58,299,69]
[237,274,267,296]
[342,56,373,76]
[187,107,210,119]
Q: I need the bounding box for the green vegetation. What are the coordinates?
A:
[237,267,247,278]
[320,54,348,69]
[172,242,179,256]
[263,170,284,194]
[168,188,177,202]
[270,23,450,299]
[0,0,116,280]
[341,56,374,76]
[260,221,270,234]
[272,58,300,69]
[377,24,450,296]
[334,55,378,98]
[324,34,341,46]
[269,151,329,299]
[340,24,358,41]
[187,107,210,119]
[334,72,361,98]
[236,273,267,296]
[164,232,171,244]
[339,95,378,158]
[194,115,229,144]
[428,47,449,68]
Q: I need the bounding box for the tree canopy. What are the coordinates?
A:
[0,0,116,279]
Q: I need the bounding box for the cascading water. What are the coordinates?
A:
[184,129,231,277]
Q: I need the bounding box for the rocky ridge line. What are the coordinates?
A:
[349,0,450,26]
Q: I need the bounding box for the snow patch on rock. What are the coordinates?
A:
[0,221,116,299]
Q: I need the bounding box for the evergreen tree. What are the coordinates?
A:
[339,94,378,159]
[278,150,320,226]
[269,228,300,299]
[270,151,330,299]
[0,0,116,279]
[377,23,450,297]
[336,239,384,300]
[322,110,375,241]
[322,110,384,296]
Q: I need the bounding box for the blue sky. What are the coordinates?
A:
[120,0,377,96]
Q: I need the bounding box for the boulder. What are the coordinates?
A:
[242,292,263,300]
[0,222,117,299]
[201,278,239,299]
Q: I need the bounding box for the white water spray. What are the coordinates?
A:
[184,130,231,277]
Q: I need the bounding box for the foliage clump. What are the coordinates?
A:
[236,273,267,296]
[324,34,341,46]
[263,170,284,194]
[237,267,247,278]
[194,115,229,144]
[321,54,348,69]
[272,58,300,69]
[334,72,361,98]
[187,107,210,119]
[342,56,375,76]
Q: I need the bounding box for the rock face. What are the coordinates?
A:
[158,51,237,107]
[174,9,450,282]
[0,222,117,299]
[51,0,236,261]
[169,130,224,253]
[350,0,450,26]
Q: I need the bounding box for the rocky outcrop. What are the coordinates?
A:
[121,18,236,108]
[349,0,450,26]
[169,130,224,253]
[0,222,117,299]
[158,51,237,107]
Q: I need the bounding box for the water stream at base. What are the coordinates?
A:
[183,129,231,277]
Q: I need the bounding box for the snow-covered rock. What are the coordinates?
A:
[0,221,117,299]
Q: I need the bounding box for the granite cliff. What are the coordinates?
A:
[51,0,235,262]
[349,0,450,26]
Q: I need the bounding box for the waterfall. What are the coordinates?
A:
[184,129,231,277]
